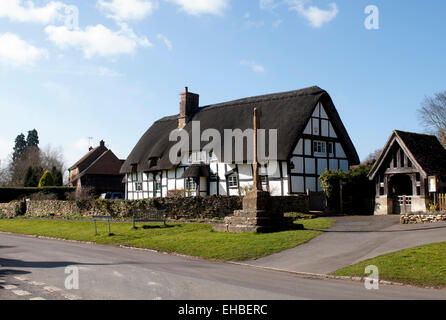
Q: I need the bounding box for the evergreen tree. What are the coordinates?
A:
[12,133,27,162]
[23,166,34,187]
[51,166,63,186]
[26,129,39,147]
[38,170,54,187]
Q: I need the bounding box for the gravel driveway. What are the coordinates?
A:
[248,215,446,274]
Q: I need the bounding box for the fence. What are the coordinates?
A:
[437,193,446,212]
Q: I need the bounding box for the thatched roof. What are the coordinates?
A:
[121,86,359,173]
[368,130,446,179]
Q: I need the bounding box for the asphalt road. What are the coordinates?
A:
[250,216,446,274]
[1,232,446,300]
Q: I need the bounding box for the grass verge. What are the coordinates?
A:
[333,242,446,287]
[0,218,333,261]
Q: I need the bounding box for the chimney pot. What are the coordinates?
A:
[100,140,105,147]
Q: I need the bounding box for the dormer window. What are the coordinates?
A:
[149,158,158,168]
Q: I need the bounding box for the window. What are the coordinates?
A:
[228,175,238,188]
[149,158,158,168]
[135,182,143,192]
[185,178,197,191]
[313,141,326,154]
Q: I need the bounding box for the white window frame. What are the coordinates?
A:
[228,175,238,188]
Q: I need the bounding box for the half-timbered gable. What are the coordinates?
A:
[121,86,359,200]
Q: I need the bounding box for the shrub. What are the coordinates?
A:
[0,187,75,203]
[38,171,55,187]
[319,163,375,214]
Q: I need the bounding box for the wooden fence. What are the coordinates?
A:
[437,193,446,212]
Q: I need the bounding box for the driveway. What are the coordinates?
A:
[248,216,446,274]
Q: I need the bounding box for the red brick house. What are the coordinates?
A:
[67,140,125,196]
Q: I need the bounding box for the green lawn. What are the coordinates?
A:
[0,218,333,261]
[333,242,446,287]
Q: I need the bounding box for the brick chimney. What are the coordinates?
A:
[178,87,199,130]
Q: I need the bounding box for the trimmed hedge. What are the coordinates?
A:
[0,187,75,203]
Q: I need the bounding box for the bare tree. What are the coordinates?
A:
[0,160,11,186]
[362,148,383,165]
[418,91,446,146]
[41,145,65,173]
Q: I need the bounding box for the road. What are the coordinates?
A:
[1,232,445,300]
[250,216,446,274]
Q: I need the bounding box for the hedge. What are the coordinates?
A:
[0,187,76,203]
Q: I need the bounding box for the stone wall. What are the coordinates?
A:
[400,214,446,224]
[18,195,309,220]
[0,202,19,218]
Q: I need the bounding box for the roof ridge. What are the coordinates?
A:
[152,86,325,122]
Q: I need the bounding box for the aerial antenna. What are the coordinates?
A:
[88,137,93,148]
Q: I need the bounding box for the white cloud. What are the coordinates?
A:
[166,0,229,16]
[240,60,265,73]
[0,0,68,24]
[157,34,173,51]
[260,0,277,11]
[287,0,338,28]
[0,138,13,163]
[97,0,158,21]
[0,33,48,67]
[45,23,152,59]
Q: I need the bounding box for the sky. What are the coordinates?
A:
[1,0,446,172]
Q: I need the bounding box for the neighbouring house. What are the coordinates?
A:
[67,140,125,196]
[368,130,446,215]
[120,86,359,200]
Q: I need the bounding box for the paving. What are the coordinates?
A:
[248,215,446,274]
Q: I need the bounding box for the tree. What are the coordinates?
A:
[418,91,446,147]
[26,129,39,147]
[23,166,43,187]
[51,166,63,186]
[12,133,27,163]
[38,170,55,187]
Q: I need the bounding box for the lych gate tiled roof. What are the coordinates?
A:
[395,130,446,176]
[369,130,446,179]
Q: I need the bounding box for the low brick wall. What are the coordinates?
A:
[15,195,309,220]
[400,214,446,224]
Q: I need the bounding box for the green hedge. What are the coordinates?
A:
[0,187,76,203]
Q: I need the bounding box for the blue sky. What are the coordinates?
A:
[0,0,445,171]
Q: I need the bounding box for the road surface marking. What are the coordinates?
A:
[14,276,29,282]
[113,271,124,278]
[0,279,5,283]
[2,284,18,290]
[29,281,45,286]
[43,286,62,293]
[30,297,46,300]
[12,290,31,296]
[63,294,82,300]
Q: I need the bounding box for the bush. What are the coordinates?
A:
[0,187,75,203]
[319,164,375,214]
[38,171,55,187]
